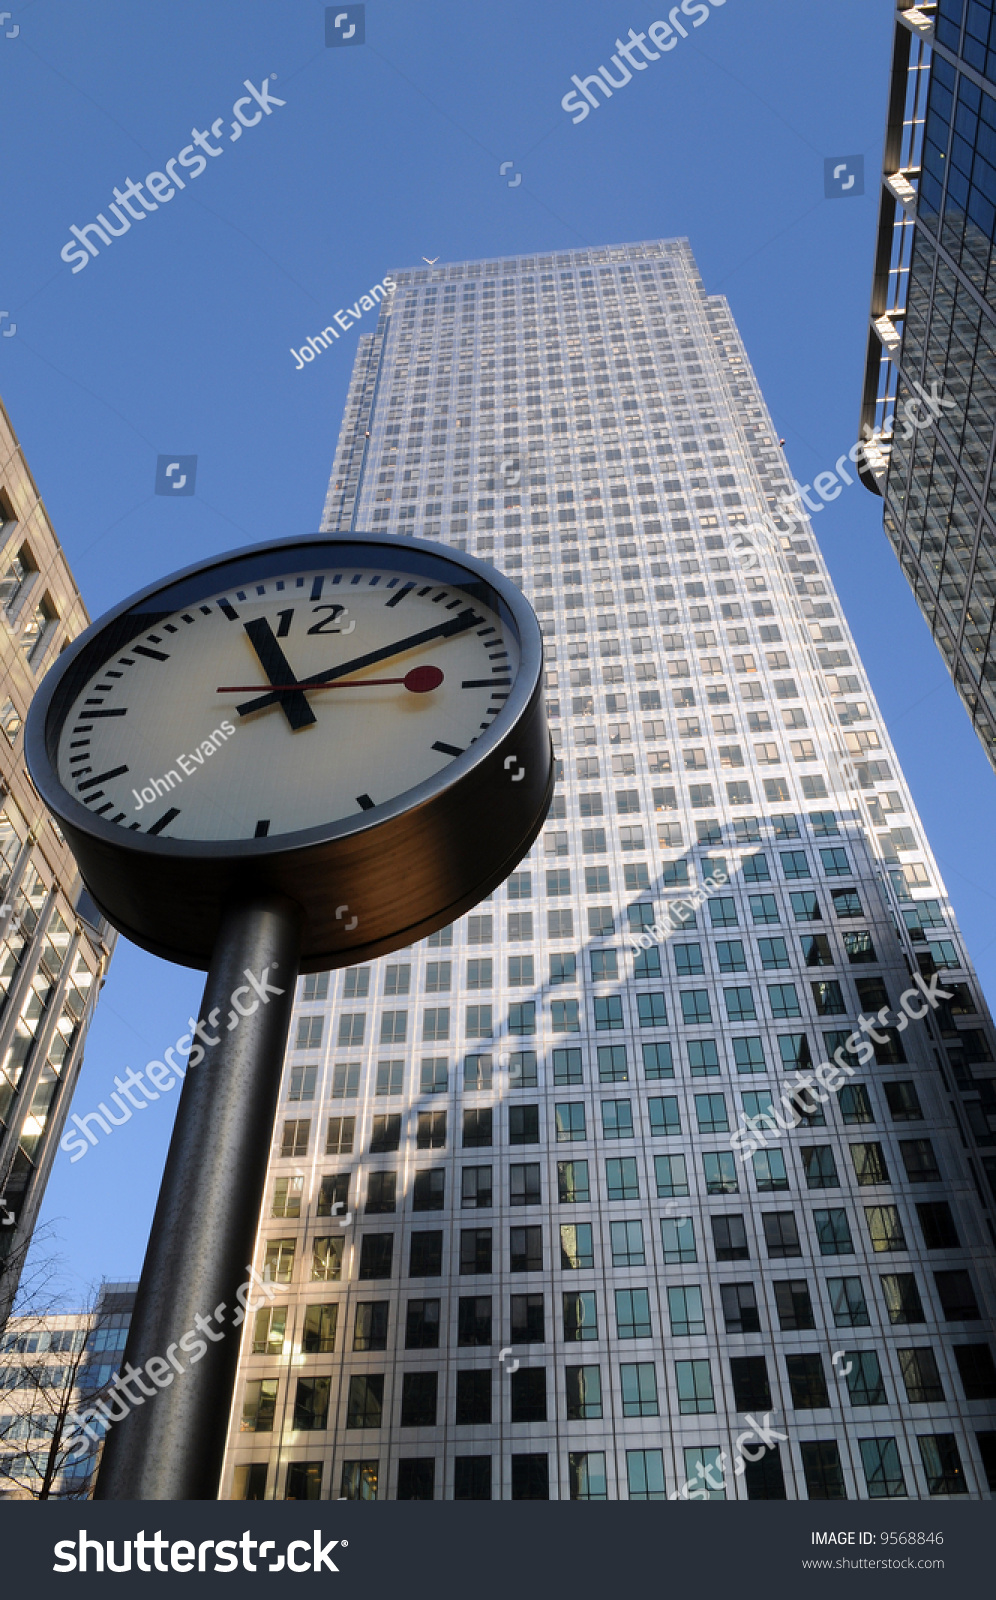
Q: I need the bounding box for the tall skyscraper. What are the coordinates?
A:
[860,0,996,770]
[224,239,996,1503]
[0,397,117,1330]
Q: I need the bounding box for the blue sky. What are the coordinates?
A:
[2,0,993,1298]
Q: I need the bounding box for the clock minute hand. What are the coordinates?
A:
[235,606,484,719]
[242,617,317,731]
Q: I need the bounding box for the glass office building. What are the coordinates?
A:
[224,238,996,1502]
[860,0,996,771]
[0,396,117,1332]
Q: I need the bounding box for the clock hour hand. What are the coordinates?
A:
[234,606,484,719]
[241,617,317,731]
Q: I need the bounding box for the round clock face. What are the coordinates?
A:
[55,556,521,842]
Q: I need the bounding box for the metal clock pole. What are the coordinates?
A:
[94,892,302,1501]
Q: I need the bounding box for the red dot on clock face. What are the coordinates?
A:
[404,665,444,694]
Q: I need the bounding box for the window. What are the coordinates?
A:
[417,1110,447,1150]
[563,1290,598,1342]
[555,1102,586,1143]
[289,1063,317,1102]
[918,1434,968,1496]
[703,1152,739,1195]
[636,993,669,1034]
[461,1164,493,1209]
[845,1351,887,1407]
[462,1108,492,1149]
[880,1273,925,1325]
[400,1372,437,1428]
[933,1271,981,1321]
[553,1047,583,1086]
[801,1146,838,1189]
[353,1301,389,1352]
[676,1359,715,1414]
[593,996,624,1031]
[784,1353,829,1410]
[272,1175,303,1218]
[284,1462,322,1500]
[549,953,576,984]
[763,1211,801,1258]
[800,1441,846,1501]
[839,1083,874,1124]
[467,915,492,944]
[859,1438,906,1498]
[568,1452,607,1502]
[660,1216,696,1264]
[602,1099,634,1139]
[558,1160,590,1204]
[725,986,757,1023]
[694,1093,728,1133]
[712,1214,749,1261]
[369,1115,401,1154]
[464,1053,493,1092]
[752,1149,789,1192]
[826,1275,868,1328]
[380,1010,408,1045]
[644,1043,674,1081]
[610,1219,645,1267]
[358,1234,394,1279]
[334,1014,360,1048]
[510,1163,541,1206]
[458,1295,492,1345]
[767,984,801,1019]
[508,1001,536,1035]
[733,1036,765,1074]
[566,1365,602,1420]
[331,1062,361,1099]
[468,957,494,989]
[280,1119,310,1158]
[832,888,863,918]
[316,1174,349,1218]
[375,1059,404,1097]
[346,1374,384,1429]
[717,941,748,977]
[508,912,533,940]
[455,1370,491,1426]
[615,1288,652,1339]
[820,847,851,877]
[343,968,369,999]
[384,964,411,996]
[605,1157,639,1200]
[241,1378,278,1433]
[720,1281,760,1333]
[917,1201,959,1250]
[668,1284,706,1336]
[814,1208,854,1256]
[654,1152,688,1198]
[681,990,712,1025]
[953,1344,996,1401]
[780,851,810,880]
[510,1368,547,1424]
[311,1236,343,1282]
[453,1457,491,1501]
[510,1226,543,1274]
[405,1299,440,1350]
[510,1452,548,1499]
[865,1205,907,1252]
[508,1050,538,1088]
[412,1169,445,1212]
[898,1347,944,1403]
[730,1355,771,1411]
[509,1105,540,1146]
[252,1304,288,1355]
[627,1449,666,1501]
[263,1237,296,1284]
[886,1082,923,1122]
[750,894,780,925]
[709,897,739,929]
[621,1362,659,1417]
[851,1142,890,1186]
[419,1058,448,1095]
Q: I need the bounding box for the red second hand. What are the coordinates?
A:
[217,664,444,694]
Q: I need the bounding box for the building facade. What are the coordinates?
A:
[860,0,996,771]
[0,396,117,1329]
[223,237,996,1502]
[0,1279,136,1497]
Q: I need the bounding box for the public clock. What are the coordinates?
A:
[26,533,553,971]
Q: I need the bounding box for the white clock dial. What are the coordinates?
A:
[55,563,519,842]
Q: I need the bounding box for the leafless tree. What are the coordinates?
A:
[0,1229,109,1499]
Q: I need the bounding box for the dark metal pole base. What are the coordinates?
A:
[94,893,302,1500]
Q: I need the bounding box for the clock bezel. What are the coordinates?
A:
[26,532,554,971]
